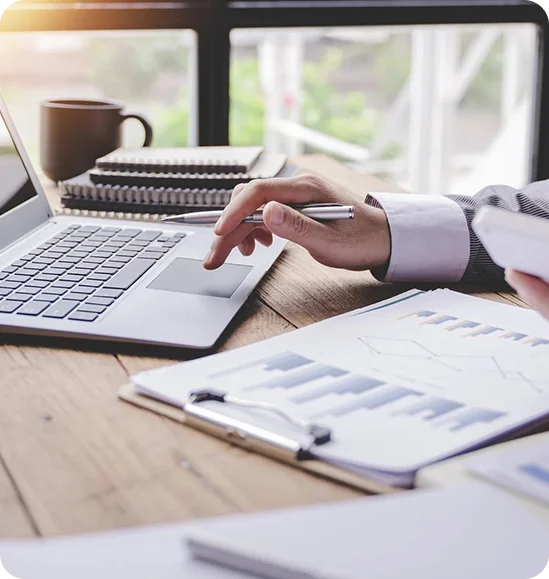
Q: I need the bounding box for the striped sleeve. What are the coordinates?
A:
[448,180,549,284]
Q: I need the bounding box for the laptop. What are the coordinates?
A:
[0,97,286,349]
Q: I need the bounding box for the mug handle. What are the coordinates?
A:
[120,112,153,147]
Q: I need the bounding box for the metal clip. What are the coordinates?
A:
[183,389,331,461]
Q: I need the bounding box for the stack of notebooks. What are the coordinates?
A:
[58,146,292,220]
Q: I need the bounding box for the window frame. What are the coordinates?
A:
[2,0,548,182]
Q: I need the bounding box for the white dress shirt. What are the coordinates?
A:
[366,192,471,283]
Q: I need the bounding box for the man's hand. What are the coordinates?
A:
[505,270,549,320]
[203,174,391,272]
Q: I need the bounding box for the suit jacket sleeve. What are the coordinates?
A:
[366,180,549,285]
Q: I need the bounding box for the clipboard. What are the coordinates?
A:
[118,383,398,495]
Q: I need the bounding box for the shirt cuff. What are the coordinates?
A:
[366,192,470,283]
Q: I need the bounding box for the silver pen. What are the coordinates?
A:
[162,203,355,225]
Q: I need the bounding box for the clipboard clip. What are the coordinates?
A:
[184,389,331,461]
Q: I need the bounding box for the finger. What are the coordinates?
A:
[505,269,549,319]
[238,235,255,257]
[251,227,273,247]
[262,201,332,255]
[203,223,256,270]
[214,175,335,236]
[213,183,248,230]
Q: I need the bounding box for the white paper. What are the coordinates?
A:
[470,438,549,506]
[0,521,246,579]
[187,482,549,579]
[132,289,549,477]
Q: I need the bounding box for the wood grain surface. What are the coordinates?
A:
[0,155,521,538]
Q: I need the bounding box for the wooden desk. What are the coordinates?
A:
[0,155,524,539]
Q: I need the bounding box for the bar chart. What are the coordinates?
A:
[291,374,385,405]
[209,351,314,379]
[401,308,549,349]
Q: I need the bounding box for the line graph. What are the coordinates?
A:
[358,334,547,393]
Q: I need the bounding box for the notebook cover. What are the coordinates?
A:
[96,146,264,174]
[89,155,287,189]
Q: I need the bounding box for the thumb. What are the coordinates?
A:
[263,201,329,253]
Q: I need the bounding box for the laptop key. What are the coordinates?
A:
[43,287,67,296]
[67,251,89,259]
[103,227,121,233]
[9,292,32,302]
[95,267,117,276]
[0,281,21,290]
[104,260,125,270]
[79,279,103,288]
[82,255,105,264]
[2,266,17,274]
[17,301,49,316]
[116,250,139,258]
[62,274,85,283]
[80,261,99,269]
[64,293,87,302]
[54,262,74,271]
[88,273,110,282]
[68,311,99,322]
[78,303,106,314]
[18,286,41,296]
[0,287,12,297]
[78,225,101,233]
[34,274,57,283]
[86,296,114,307]
[94,289,123,299]
[109,255,132,264]
[24,262,48,272]
[0,272,7,281]
[138,251,163,261]
[103,258,155,291]
[26,279,50,289]
[35,294,59,303]
[93,251,115,259]
[42,300,79,319]
[136,231,161,242]
[11,260,27,268]
[71,286,95,295]
[43,268,66,277]
[53,281,76,290]
[117,228,142,238]
[0,301,24,313]
[7,274,31,284]
[31,258,56,266]
[71,268,94,276]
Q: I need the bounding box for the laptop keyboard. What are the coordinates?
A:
[0,224,186,323]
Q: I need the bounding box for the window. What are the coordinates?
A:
[230,23,538,195]
[0,30,196,170]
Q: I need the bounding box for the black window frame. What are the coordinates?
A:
[2,0,548,181]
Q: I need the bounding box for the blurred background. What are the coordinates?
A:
[0,1,546,196]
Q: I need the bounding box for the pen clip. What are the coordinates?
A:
[184,389,331,460]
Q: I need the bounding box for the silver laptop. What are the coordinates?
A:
[0,97,285,349]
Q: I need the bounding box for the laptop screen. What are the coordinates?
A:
[0,110,37,217]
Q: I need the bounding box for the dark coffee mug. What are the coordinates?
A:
[40,98,153,182]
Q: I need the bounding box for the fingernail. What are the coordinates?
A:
[269,203,284,226]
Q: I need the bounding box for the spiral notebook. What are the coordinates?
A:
[96,146,264,174]
[59,149,292,221]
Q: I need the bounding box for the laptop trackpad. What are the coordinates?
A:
[148,258,253,299]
